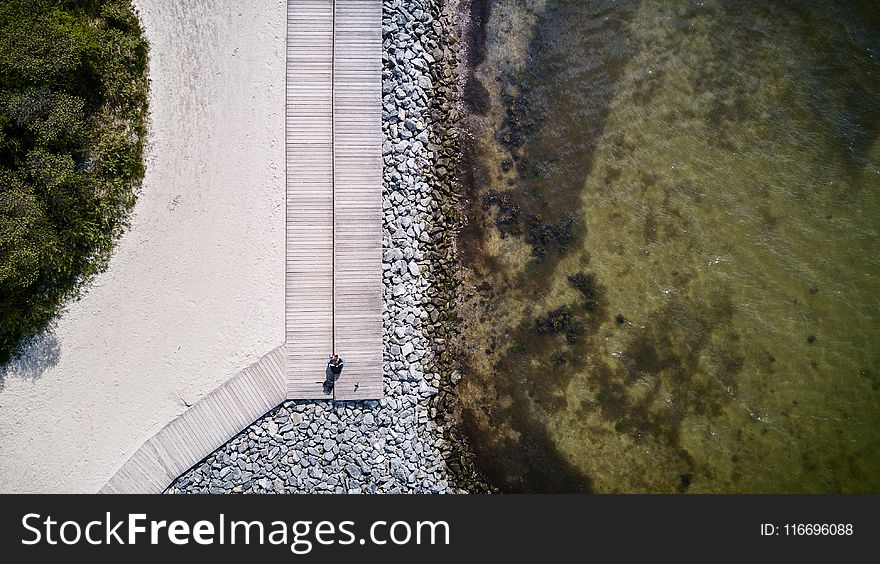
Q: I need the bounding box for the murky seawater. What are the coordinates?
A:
[456,0,880,492]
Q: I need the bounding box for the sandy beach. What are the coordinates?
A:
[0,0,286,493]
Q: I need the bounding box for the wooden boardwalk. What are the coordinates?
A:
[286,0,383,401]
[99,346,287,494]
[98,0,383,493]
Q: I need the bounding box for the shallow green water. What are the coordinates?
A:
[456,0,880,492]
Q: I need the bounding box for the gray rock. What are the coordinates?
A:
[363,412,376,428]
[345,464,363,478]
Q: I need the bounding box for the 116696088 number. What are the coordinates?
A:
[784,524,853,536]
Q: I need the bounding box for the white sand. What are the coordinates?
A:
[0,0,286,493]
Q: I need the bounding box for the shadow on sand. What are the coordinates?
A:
[0,330,61,390]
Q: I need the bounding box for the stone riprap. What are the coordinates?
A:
[167,0,476,494]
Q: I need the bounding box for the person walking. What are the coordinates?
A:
[323,354,344,395]
[327,354,344,378]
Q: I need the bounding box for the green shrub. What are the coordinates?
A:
[0,0,148,364]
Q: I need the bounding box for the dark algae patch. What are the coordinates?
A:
[455,0,880,492]
[0,0,148,366]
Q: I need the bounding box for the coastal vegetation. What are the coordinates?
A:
[0,0,147,364]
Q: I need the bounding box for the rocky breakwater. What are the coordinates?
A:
[167,0,485,494]
[381,0,489,491]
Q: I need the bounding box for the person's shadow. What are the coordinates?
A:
[323,366,339,395]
